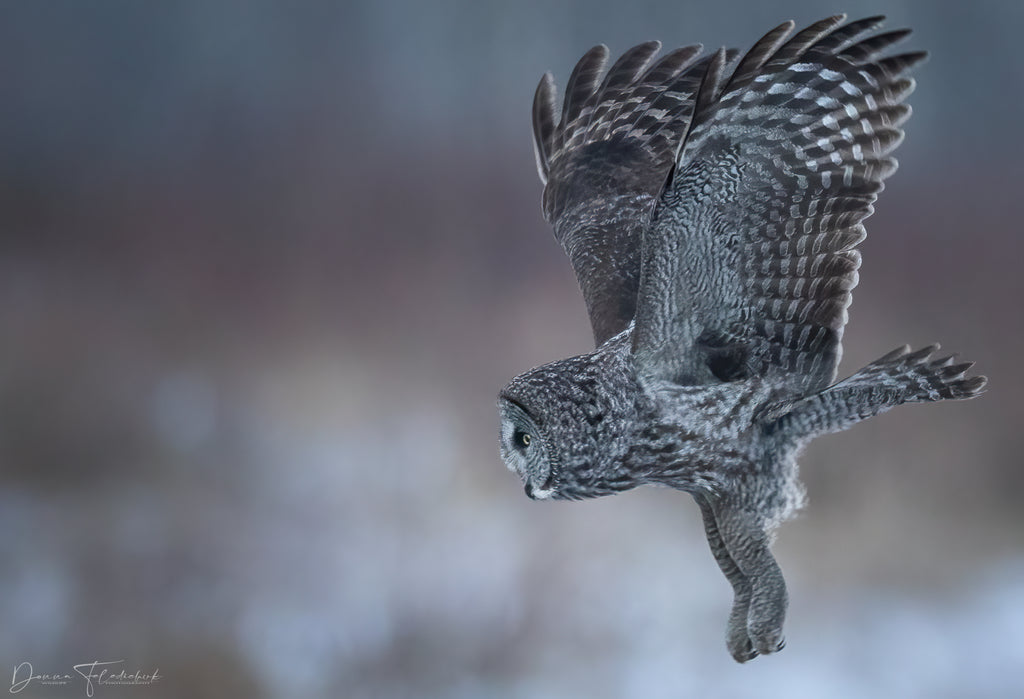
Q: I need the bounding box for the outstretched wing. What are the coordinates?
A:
[632,16,925,394]
[534,42,736,346]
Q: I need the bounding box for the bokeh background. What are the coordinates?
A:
[2,1,1022,697]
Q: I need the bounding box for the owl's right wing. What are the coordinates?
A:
[533,43,736,346]
[632,16,924,395]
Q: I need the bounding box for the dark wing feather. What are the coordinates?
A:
[576,41,663,146]
[762,15,846,70]
[556,45,609,155]
[632,17,925,394]
[722,21,795,94]
[532,73,557,183]
[532,42,710,346]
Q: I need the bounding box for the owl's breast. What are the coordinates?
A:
[630,378,781,490]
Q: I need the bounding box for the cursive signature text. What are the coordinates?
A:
[10,660,161,696]
[10,662,73,693]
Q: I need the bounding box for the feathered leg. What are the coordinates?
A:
[694,493,757,662]
[702,493,788,661]
[774,344,986,439]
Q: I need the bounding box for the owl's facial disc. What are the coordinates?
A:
[498,397,555,499]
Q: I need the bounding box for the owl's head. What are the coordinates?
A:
[497,395,559,499]
[498,350,640,500]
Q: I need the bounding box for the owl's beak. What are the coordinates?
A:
[523,478,554,500]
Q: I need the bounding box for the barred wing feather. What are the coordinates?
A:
[533,42,733,345]
[632,15,925,394]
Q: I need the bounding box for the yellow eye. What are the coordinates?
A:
[514,430,531,448]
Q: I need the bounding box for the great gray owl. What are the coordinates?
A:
[496,15,986,662]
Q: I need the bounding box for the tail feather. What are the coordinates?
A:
[767,343,986,439]
[856,343,988,402]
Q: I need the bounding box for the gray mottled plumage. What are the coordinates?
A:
[498,15,986,662]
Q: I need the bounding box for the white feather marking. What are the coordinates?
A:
[768,82,795,95]
[860,117,874,135]
[822,114,839,130]
[851,143,863,161]
[816,95,839,109]
[858,69,879,89]
[844,103,859,119]
[789,62,818,72]
[821,170,832,188]
[865,93,878,111]
[819,68,843,81]
[839,81,861,96]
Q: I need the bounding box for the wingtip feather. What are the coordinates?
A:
[532,72,558,183]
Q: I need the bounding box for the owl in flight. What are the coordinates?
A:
[497,15,986,662]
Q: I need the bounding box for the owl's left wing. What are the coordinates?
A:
[632,16,925,394]
[534,43,731,346]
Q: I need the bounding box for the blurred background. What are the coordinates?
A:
[1,1,1022,697]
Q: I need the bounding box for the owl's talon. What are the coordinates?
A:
[725,622,758,663]
[727,638,758,663]
[747,624,786,656]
